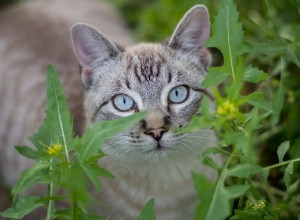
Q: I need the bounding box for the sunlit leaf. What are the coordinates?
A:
[244,66,269,83]
[46,65,74,154]
[206,0,244,81]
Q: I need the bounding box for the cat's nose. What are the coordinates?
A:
[147,128,166,141]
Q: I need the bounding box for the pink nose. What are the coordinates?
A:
[147,128,166,140]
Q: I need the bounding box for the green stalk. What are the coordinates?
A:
[205,150,236,219]
[71,193,78,220]
[46,159,55,220]
[262,157,300,171]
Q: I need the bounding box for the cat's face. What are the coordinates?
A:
[71,5,215,164]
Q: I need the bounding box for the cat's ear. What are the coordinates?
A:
[168,5,211,67]
[71,23,121,86]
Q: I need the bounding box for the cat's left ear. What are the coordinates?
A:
[71,23,121,87]
[168,5,211,67]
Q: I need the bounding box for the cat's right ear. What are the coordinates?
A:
[71,23,121,87]
[168,5,211,68]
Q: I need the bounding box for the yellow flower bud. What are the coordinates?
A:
[46,144,63,156]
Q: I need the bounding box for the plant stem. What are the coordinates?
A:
[71,193,78,220]
[263,157,300,171]
[205,150,236,219]
[46,159,54,220]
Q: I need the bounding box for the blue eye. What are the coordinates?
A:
[113,94,135,111]
[169,85,189,104]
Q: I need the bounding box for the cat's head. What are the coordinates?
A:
[71,5,215,164]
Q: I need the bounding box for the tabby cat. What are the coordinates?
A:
[71,5,217,220]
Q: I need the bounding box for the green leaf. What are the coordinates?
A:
[78,112,145,163]
[81,163,113,192]
[224,185,249,198]
[137,198,156,220]
[261,168,270,184]
[202,67,229,87]
[277,141,290,162]
[29,123,53,152]
[193,173,215,220]
[251,42,286,57]
[226,58,245,99]
[0,196,44,219]
[284,162,294,188]
[206,0,244,81]
[244,66,269,83]
[12,162,50,200]
[287,45,300,67]
[61,168,90,202]
[204,183,248,220]
[46,65,74,157]
[246,92,272,111]
[271,69,284,126]
[227,163,263,178]
[15,146,38,160]
[198,147,225,171]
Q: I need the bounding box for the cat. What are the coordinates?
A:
[71,4,217,220]
[0,0,133,215]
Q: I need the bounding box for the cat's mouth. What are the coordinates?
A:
[155,143,164,151]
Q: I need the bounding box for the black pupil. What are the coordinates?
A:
[123,96,126,104]
[175,89,179,97]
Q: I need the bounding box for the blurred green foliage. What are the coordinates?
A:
[112,0,300,169]
[112,0,300,219]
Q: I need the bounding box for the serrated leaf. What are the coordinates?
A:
[12,163,50,200]
[244,66,269,83]
[15,146,38,160]
[137,198,156,220]
[246,92,272,111]
[29,123,53,152]
[81,164,113,192]
[0,196,44,219]
[78,112,145,163]
[284,162,294,188]
[202,67,229,87]
[227,163,263,178]
[46,65,74,153]
[226,58,244,99]
[277,141,290,162]
[206,0,244,81]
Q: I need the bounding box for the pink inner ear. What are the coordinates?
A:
[77,45,93,68]
[81,67,92,87]
[200,47,212,68]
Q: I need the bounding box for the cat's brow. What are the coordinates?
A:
[92,100,109,121]
[192,87,214,100]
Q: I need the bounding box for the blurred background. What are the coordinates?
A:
[1,0,299,219]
